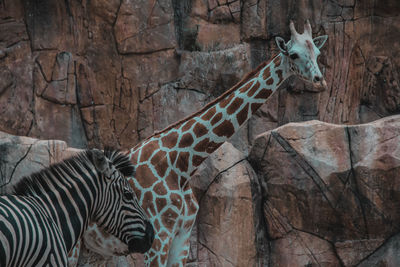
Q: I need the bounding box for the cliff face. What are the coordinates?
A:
[0,0,399,151]
[0,0,400,266]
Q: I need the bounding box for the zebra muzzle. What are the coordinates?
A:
[128,220,154,253]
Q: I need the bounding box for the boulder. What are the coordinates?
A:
[249,115,400,266]
[189,142,263,266]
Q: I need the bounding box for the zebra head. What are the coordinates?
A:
[90,149,154,254]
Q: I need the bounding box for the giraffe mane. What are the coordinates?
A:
[143,56,274,142]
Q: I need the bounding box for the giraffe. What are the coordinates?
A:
[72,20,328,266]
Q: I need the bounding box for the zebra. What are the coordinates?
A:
[0,148,154,266]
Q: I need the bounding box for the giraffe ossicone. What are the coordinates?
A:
[70,20,329,267]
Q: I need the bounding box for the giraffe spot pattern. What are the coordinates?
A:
[262,67,271,80]
[171,193,183,210]
[154,181,168,195]
[227,97,244,115]
[165,170,179,191]
[212,119,234,138]
[266,78,274,85]
[144,191,156,213]
[136,165,158,188]
[220,93,234,108]
[206,140,222,154]
[177,152,190,172]
[251,103,263,114]
[273,55,282,67]
[162,208,179,228]
[210,113,222,125]
[169,151,178,164]
[276,69,284,84]
[151,150,168,176]
[179,133,194,147]
[193,155,206,167]
[236,103,249,126]
[239,82,252,93]
[201,106,216,120]
[128,179,141,198]
[193,123,208,138]
[161,132,179,149]
[130,149,139,162]
[156,198,167,213]
[160,246,169,264]
[179,176,189,189]
[182,119,196,131]
[193,138,209,152]
[255,88,272,99]
[152,238,162,252]
[154,219,161,231]
[247,81,261,97]
[154,159,169,177]
[140,140,160,162]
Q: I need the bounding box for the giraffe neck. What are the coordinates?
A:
[131,53,292,181]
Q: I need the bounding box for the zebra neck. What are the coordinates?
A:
[33,169,96,253]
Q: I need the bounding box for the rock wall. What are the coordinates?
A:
[0,0,399,152]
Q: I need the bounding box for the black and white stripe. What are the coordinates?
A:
[0,149,154,267]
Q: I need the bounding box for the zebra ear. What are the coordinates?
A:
[91,149,108,173]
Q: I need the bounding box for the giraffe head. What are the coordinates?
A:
[275,20,328,87]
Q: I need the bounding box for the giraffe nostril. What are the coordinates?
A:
[314,76,321,82]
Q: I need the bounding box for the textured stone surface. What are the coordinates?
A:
[249,115,400,266]
[189,142,261,266]
[0,131,79,194]
[1,0,399,152]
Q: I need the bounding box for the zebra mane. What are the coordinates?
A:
[10,149,134,196]
[104,147,135,177]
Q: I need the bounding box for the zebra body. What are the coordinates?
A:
[0,149,154,267]
[0,195,68,266]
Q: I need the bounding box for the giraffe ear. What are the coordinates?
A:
[313,35,328,49]
[275,36,288,55]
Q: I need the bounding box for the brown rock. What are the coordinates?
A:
[209,6,232,23]
[190,18,241,50]
[208,0,218,11]
[0,131,77,193]
[358,233,400,267]
[190,142,259,266]
[241,0,267,41]
[270,230,340,266]
[0,66,14,95]
[122,49,179,87]
[51,52,71,81]
[249,116,400,266]
[114,0,176,54]
[335,239,384,266]
[31,97,87,148]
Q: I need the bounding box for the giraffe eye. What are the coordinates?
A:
[289,53,299,60]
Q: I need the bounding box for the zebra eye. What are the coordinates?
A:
[289,53,299,60]
[123,190,134,201]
